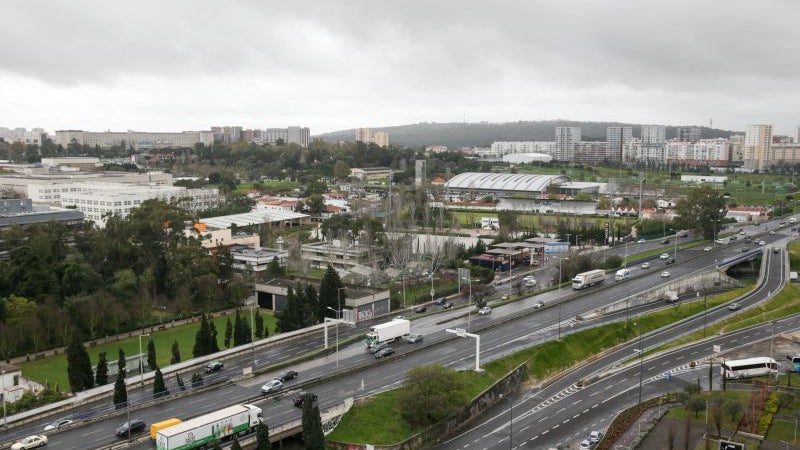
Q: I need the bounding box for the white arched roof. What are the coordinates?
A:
[444,172,568,193]
[502,153,553,164]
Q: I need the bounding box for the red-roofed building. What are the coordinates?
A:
[726,206,770,223]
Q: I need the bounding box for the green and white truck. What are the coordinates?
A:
[155,404,262,450]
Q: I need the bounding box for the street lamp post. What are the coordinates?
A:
[1,369,6,427]
[138,333,150,387]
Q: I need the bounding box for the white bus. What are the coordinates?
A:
[720,357,778,380]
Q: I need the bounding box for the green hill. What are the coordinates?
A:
[315,120,738,148]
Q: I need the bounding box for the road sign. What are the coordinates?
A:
[719,441,745,450]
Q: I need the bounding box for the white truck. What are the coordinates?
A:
[365,319,411,348]
[155,404,262,450]
[572,269,605,290]
[614,268,630,281]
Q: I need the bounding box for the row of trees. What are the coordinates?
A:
[276,265,345,333]
[0,200,251,360]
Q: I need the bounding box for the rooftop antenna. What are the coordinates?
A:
[709,118,713,129]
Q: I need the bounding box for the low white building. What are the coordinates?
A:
[0,171,174,204]
[61,185,220,226]
[1,362,24,404]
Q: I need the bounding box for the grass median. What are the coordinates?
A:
[327,290,736,445]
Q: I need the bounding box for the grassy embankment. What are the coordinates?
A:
[327,287,743,445]
[21,313,277,392]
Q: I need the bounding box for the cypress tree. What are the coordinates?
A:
[153,367,169,399]
[263,321,270,338]
[193,313,210,357]
[256,420,270,450]
[209,320,220,353]
[170,339,181,365]
[304,284,319,324]
[117,348,127,374]
[224,317,233,348]
[302,394,325,450]
[233,309,244,346]
[319,264,343,320]
[255,312,264,339]
[113,371,128,408]
[147,339,157,371]
[66,334,94,393]
[95,351,109,386]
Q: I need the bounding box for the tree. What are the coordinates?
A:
[724,400,743,424]
[170,340,181,365]
[256,420,270,450]
[396,364,469,425]
[686,397,706,418]
[113,370,128,409]
[147,339,157,371]
[255,312,264,339]
[333,160,350,180]
[153,367,169,399]
[117,348,126,373]
[193,313,211,357]
[302,393,325,449]
[674,186,727,239]
[95,351,109,386]
[709,394,724,437]
[319,265,343,319]
[224,317,233,348]
[306,193,326,216]
[66,334,94,393]
[233,309,251,347]
[209,320,220,353]
[231,436,242,450]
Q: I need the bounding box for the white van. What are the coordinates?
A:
[790,217,797,224]
[614,268,631,281]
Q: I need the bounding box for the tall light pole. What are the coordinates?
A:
[634,322,644,405]
[138,333,150,387]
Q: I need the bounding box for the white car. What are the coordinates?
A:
[478,307,492,315]
[769,230,776,235]
[44,418,73,431]
[11,435,48,450]
[659,253,670,260]
[589,430,604,443]
[703,247,712,252]
[641,262,651,269]
[661,271,671,278]
[758,240,766,246]
[728,302,741,311]
[260,379,283,395]
[637,239,646,244]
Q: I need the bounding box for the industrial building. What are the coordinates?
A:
[444,172,569,199]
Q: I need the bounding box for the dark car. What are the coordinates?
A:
[442,301,455,309]
[414,305,427,313]
[205,361,224,373]
[115,419,146,438]
[665,258,675,265]
[374,347,395,359]
[661,238,670,244]
[369,342,389,354]
[434,298,447,306]
[292,391,318,408]
[277,370,298,382]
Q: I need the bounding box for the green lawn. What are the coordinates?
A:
[667,391,751,431]
[21,312,276,391]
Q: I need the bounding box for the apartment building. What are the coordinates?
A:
[743,124,773,171]
[606,127,632,163]
[54,130,214,150]
[640,125,667,164]
[554,127,581,161]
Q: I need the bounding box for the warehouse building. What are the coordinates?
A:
[444,172,569,199]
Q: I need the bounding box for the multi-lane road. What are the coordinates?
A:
[4,218,795,449]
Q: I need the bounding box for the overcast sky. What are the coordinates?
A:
[1,0,798,136]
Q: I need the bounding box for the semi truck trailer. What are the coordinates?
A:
[365,319,411,348]
[155,404,262,450]
[572,269,605,290]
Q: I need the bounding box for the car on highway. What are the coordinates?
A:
[534,301,545,309]
[115,419,147,438]
[11,435,48,450]
[728,302,741,311]
[769,230,776,235]
[661,271,671,278]
[277,370,298,382]
[665,258,675,265]
[404,333,424,343]
[374,347,395,359]
[641,262,651,269]
[414,305,427,313]
[780,221,787,226]
[703,246,712,252]
[434,297,448,306]
[758,240,766,246]
[260,379,283,394]
[579,439,593,449]
[478,306,492,315]
[589,430,604,444]
[292,391,318,408]
[661,238,670,244]
[659,252,670,259]
[369,342,390,354]
[740,247,750,252]
[442,301,455,309]
[44,418,73,431]
[637,239,646,244]
[205,361,224,373]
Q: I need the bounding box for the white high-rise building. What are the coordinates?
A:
[371,131,389,147]
[640,125,667,164]
[744,124,773,171]
[355,128,372,143]
[287,126,310,147]
[606,127,632,162]
[554,127,580,161]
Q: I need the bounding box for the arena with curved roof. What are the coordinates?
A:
[444,172,569,198]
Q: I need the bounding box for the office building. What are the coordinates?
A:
[0,171,174,204]
[211,126,242,144]
[355,128,372,143]
[0,127,47,146]
[640,125,667,164]
[677,127,701,142]
[287,126,311,147]
[743,124,773,171]
[606,127,633,163]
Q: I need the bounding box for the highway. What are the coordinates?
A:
[4,218,794,449]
